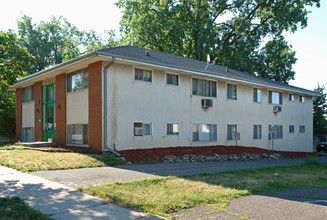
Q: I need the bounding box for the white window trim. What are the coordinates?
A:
[191,122,218,143]
[133,66,153,84]
[165,72,180,87]
[289,125,295,134]
[226,123,238,141]
[66,68,88,93]
[66,123,89,147]
[252,87,262,103]
[191,77,218,98]
[299,125,305,133]
[226,83,238,100]
[133,120,153,137]
[165,121,180,136]
[299,95,305,103]
[289,94,295,102]
[253,124,262,140]
[268,124,283,139]
[268,90,283,105]
[22,86,34,103]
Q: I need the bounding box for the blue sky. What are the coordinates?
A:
[1,0,326,91]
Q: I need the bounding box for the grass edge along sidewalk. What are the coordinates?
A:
[82,161,327,218]
[0,197,51,220]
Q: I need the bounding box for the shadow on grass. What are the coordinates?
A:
[82,153,127,166]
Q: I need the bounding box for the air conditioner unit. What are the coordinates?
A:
[201,99,213,108]
[273,106,282,113]
[134,127,143,136]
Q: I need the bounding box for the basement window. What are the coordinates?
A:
[269,125,283,139]
[166,123,179,135]
[192,123,217,142]
[22,127,34,142]
[227,124,237,140]
[134,122,152,136]
[67,124,88,145]
[253,125,262,139]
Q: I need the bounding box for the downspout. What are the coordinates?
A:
[103,57,121,157]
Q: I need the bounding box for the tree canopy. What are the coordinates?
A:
[116,0,320,83]
[17,15,118,75]
[0,31,33,137]
[313,84,327,135]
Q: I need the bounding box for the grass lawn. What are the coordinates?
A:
[83,162,327,217]
[0,148,125,172]
[0,197,51,220]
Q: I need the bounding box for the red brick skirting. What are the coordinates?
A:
[118,145,315,163]
[15,88,22,141]
[56,73,67,145]
[88,61,103,151]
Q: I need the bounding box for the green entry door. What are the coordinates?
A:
[42,83,56,141]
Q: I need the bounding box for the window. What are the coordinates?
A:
[253,88,262,102]
[192,78,216,97]
[227,84,237,100]
[299,125,305,133]
[22,127,34,142]
[134,122,152,136]
[227,124,237,140]
[134,68,152,82]
[253,125,262,139]
[22,86,34,102]
[299,96,305,103]
[269,125,283,139]
[166,123,179,135]
[192,124,217,142]
[67,68,88,92]
[269,91,283,105]
[289,125,294,133]
[67,124,88,145]
[166,73,179,86]
[289,94,294,102]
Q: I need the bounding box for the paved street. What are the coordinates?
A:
[33,154,327,187]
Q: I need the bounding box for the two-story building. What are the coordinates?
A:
[12,46,319,152]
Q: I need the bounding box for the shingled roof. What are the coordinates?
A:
[13,45,319,96]
[97,45,319,96]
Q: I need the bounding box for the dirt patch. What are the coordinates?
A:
[31,145,102,154]
[118,146,315,163]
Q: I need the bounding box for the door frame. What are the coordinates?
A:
[42,83,56,142]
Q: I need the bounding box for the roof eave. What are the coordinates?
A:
[96,51,320,97]
[10,51,98,90]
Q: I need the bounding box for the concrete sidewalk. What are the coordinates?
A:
[0,166,164,220]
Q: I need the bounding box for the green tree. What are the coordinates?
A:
[116,0,320,83]
[81,30,120,53]
[0,31,33,137]
[17,15,120,73]
[313,84,327,135]
[17,15,82,74]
